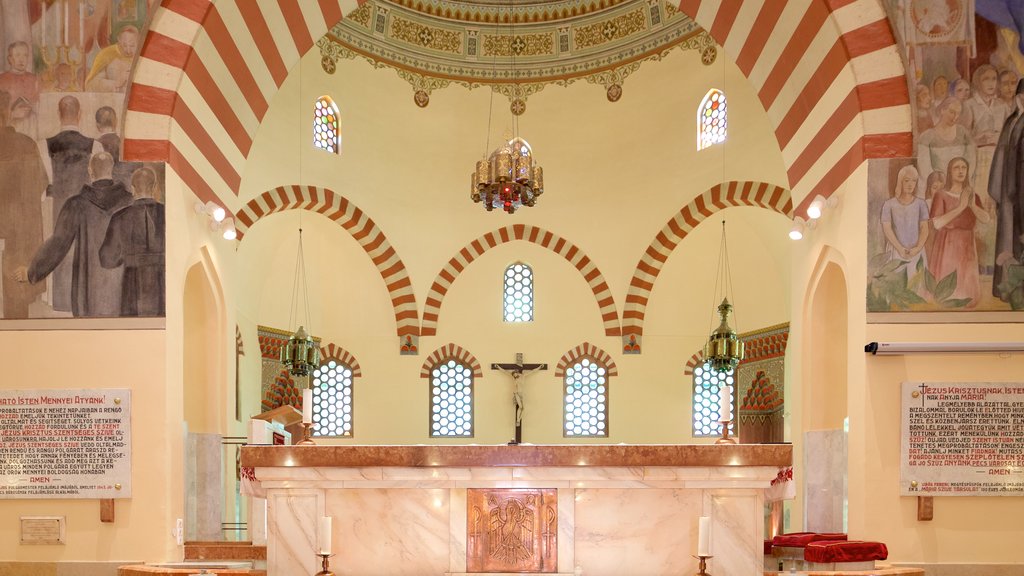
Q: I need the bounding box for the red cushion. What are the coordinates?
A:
[772,532,848,547]
[804,540,888,563]
[764,540,773,555]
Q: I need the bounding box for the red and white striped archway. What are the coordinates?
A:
[233,185,419,339]
[123,0,910,214]
[420,224,620,337]
[622,181,793,347]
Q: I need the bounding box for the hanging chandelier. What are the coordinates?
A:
[280,228,320,377]
[703,221,744,373]
[469,0,544,215]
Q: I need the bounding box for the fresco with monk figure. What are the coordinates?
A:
[0,0,165,322]
[869,0,1024,313]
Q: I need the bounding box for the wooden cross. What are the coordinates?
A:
[491,353,547,445]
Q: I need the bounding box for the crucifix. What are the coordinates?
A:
[491,353,547,445]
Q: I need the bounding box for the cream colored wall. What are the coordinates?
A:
[230,46,792,445]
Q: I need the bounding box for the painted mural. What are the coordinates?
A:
[870,0,1024,312]
[0,0,164,321]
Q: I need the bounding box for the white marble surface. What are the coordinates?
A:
[326,488,450,576]
[573,488,702,576]
[185,433,223,541]
[709,490,762,576]
[267,490,321,576]
[804,429,847,533]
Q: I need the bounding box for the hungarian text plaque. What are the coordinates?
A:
[901,382,1024,496]
[0,389,131,499]
[20,516,65,544]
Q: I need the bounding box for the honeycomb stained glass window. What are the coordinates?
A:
[312,359,353,437]
[563,358,607,437]
[692,361,735,436]
[430,360,473,437]
[313,95,340,153]
[697,89,727,151]
[503,263,533,322]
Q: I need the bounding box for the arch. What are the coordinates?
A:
[319,342,362,377]
[123,1,910,213]
[233,185,419,338]
[555,342,618,378]
[622,181,793,347]
[683,350,705,376]
[420,225,620,336]
[419,343,484,379]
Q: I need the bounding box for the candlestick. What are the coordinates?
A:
[302,388,313,423]
[319,516,332,555]
[693,554,712,576]
[297,422,316,445]
[314,552,335,576]
[697,516,710,556]
[715,418,736,445]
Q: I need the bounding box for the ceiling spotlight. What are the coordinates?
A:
[194,200,227,222]
[221,218,237,240]
[789,217,805,240]
[806,196,825,219]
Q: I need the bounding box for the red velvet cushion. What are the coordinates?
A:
[764,540,773,555]
[772,532,848,547]
[804,540,888,563]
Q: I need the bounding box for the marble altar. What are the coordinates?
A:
[240,444,791,576]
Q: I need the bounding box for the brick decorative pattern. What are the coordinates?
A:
[421,225,620,337]
[624,181,793,349]
[420,343,484,379]
[320,342,363,377]
[235,186,419,338]
[555,342,618,378]
[123,1,910,223]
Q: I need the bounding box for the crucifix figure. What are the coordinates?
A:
[492,353,547,445]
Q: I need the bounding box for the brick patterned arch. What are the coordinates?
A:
[234,185,418,338]
[555,342,619,379]
[623,181,793,344]
[319,343,362,377]
[419,344,484,379]
[684,350,705,376]
[124,1,909,215]
[420,225,619,337]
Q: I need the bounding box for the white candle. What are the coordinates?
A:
[302,388,313,423]
[79,2,84,47]
[319,516,332,555]
[64,0,69,45]
[697,516,711,556]
[719,385,732,422]
[41,3,47,48]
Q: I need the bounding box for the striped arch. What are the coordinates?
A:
[419,344,484,379]
[234,185,418,338]
[319,343,362,377]
[555,343,619,379]
[683,350,705,376]
[123,1,909,214]
[420,225,619,337]
[623,181,793,340]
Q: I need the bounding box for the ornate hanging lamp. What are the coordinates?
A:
[703,221,744,373]
[280,228,320,377]
[469,0,544,214]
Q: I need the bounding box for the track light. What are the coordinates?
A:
[789,217,805,240]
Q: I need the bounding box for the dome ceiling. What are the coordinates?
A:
[317,0,716,111]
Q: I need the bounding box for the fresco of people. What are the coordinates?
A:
[0,0,163,321]
[869,1,1024,312]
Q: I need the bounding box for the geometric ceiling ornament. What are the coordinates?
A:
[318,0,715,107]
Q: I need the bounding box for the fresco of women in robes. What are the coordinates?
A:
[0,0,165,322]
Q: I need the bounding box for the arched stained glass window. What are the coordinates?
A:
[313,95,340,153]
[312,359,354,437]
[430,359,474,437]
[503,263,534,322]
[563,357,608,437]
[692,361,735,437]
[697,89,727,151]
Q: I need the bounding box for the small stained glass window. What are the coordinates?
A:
[563,358,608,437]
[312,359,353,437]
[430,359,474,437]
[503,263,534,322]
[697,89,727,151]
[692,361,735,437]
[313,95,340,153]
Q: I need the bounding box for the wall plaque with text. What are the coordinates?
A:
[20,516,65,544]
[901,382,1024,496]
[0,389,131,499]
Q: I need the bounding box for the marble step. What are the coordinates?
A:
[183,542,267,562]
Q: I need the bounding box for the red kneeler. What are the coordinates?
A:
[772,532,848,547]
[804,540,889,563]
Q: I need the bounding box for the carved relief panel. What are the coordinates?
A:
[467,488,557,573]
